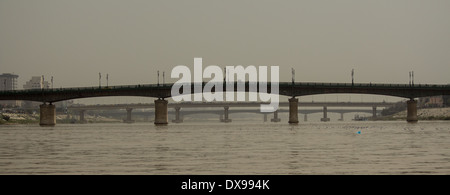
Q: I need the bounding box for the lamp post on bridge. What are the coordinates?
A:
[351,69,354,86]
[292,68,295,84]
[409,71,415,87]
[41,75,45,90]
[409,71,411,86]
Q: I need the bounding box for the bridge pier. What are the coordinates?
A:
[271,110,281,122]
[123,108,135,123]
[263,113,268,122]
[407,99,418,123]
[154,99,168,125]
[40,103,56,126]
[372,106,377,118]
[304,114,308,122]
[79,110,87,123]
[338,113,344,121]
[172,107,183,123]
[221,106,232,122]
[288,97,299,124]
[320,106,330,122]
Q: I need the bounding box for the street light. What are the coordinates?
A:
[42,75,45,89]
[351,69,354,86]
[291,68,295,84]
[409,71,412,86]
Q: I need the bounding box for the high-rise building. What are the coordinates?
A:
[0,73,18,91]
[23,76,50,89]
[0,73,20,107]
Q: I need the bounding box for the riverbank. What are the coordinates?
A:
[375,107,450,121]
[0,113,121,125]
[2,107,450,125]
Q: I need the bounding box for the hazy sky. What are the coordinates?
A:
[1,0,450,90]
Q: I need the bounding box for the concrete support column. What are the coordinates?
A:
[79,110,87,123]
[263,113,268,122]
[154,99,168,125]
[271,110,281,122]
[321,106,330,122]
[221,106,232,122]
[40,103,56,126]
[123,108,135,123]
[372,106,377,118]
[407,99,418,123]
[288,97,299,124]
[172,107,183,123]
[339,113,344,121]
[304,114,308,122]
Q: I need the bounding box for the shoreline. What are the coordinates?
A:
[375,107,450,121]
[2,107,450,125]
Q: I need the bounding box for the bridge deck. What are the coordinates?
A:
[1,82,449,103]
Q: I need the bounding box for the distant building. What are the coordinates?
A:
[419,95,444,108]
[0,73,20,107]
[0,73,18,91]
[428,96,444,107]
[23,76,50,89]
[444,95,450,107]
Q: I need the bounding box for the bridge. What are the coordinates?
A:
[67,101,391,123]
[88,108,378,123]
[1,82,449,126]
[171,108,378,122]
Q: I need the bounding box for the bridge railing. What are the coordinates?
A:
[285,82,450,89]
[0,83,170,95]
[1,82,449,95]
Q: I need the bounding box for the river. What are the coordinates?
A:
[0,121,449,174]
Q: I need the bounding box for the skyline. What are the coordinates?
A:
[1,0,450,103]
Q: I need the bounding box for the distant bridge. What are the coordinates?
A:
[67,101,390,123]
[90,108,378,123]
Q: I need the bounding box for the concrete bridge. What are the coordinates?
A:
[176,108,378,122]
[68,101,389,123]
[79,107,375,123]
[172,108,378,123]
[1,82,449,125]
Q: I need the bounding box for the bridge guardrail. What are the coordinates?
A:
[1,82,449,95]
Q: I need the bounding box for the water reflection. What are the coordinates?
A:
[0,121,449,174]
